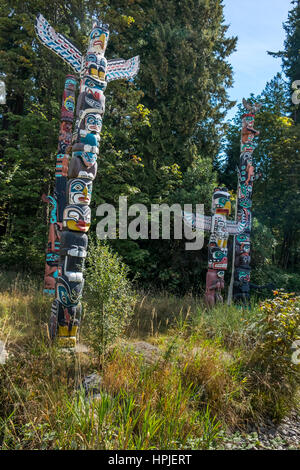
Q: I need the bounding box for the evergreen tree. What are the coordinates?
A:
[0,0,237,293]
[221,74,300,280]
[269,0,300,121]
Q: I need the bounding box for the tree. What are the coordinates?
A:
[220,74,300,283]
[269,0,300,122]
[0,0,238,294]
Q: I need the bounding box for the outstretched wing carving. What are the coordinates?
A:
[182,211,211,232]
[183,211,248,236]
[226,220,243,235]
[35,13,82,74]
[106,56,140,82]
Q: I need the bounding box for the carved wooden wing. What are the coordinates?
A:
[35,14,82,74]
[182,211,211,232]
[226,221,242,235]
[226,210,249,235]
[106,56,140,82]
[183,212,249,236]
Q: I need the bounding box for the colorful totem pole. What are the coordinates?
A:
[35,14,139,347]
[183,195,249,306]
[232,99,261,303]
[204,188,231,307]
[43,75,77,295]
[183,100,261,307]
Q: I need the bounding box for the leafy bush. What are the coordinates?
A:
[83,240,137,358]
[252,265,300,294]
[246,291,300,418]
[250,292,300,362]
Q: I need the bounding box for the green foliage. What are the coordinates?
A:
[246,292,300,419]
[0,0,236,292]
[220,71,300,280]
[1,276,300,449]
[83,240,136,357]
[252,292,300,360]
[252,265,300,294]
[268,0,300,121]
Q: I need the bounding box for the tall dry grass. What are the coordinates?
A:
[0,275,299,449]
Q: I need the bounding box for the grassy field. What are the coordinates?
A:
[0,272,299,450]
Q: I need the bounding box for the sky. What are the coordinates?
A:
[223,0,292,121]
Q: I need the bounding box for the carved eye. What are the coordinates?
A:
[68,211,79,220]
[72,183,84,191]
[91,29,100,39]
[86,79,95,88]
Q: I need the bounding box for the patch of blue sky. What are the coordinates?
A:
[223,0,292,121]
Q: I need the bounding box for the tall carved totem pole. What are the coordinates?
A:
[43,75,77,295]
[183,99,261,307]
[232,100,261,303]
[204,188,231,307]
[35,14,139,347]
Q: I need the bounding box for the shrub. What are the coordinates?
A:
[246,291,300,419]
[83,240,137,359]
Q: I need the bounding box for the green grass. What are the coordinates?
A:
[0,274,299,450]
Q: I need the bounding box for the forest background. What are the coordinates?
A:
[1,0,300,296]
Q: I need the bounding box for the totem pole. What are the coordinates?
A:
[183,195,247,306]
[35,14,139,347]
[183,100,261,307]
[232,99,261,303]
[43,75,77,295]
[204,188,231,307]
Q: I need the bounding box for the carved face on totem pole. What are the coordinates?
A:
[88,22,109,55]
[68,151,98,180]
[208,245,228,270]
[233,268,251,297]
[80,76,107,97]
[237,269,250,284]
[211,188,231,216]
[85,54,108,82]
[242,113,259,136]
[239,253,251,268]
[59,121,73,140]
[235,234,251,268]
[63,205,91,232]
[65,76,77,91]
[84,111,102,133]
[58,121,73,154]
[46,252,59,266]
[68,178,92,205]
[239,183,252,203]
[241,141,255,153]
[64,94,75,113]
[77,87,105,113]
[237,234,250,252]
[243,114,255,129]
[56,275,84,307]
